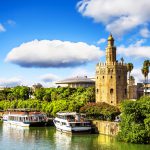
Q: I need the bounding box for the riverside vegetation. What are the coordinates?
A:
[0,86,119,119]
[0,86,150,144]
[118,96,150,144]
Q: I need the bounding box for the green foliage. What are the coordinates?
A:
[0,86,96,117]
[117,96,150,144]
[0,86,30,101]
[80,102,120,121]
[34,88,45,101]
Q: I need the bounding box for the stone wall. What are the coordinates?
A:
[92,120,119,136]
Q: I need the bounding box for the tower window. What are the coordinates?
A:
[110,88,113,94]
[103,76,104,79]
[97,89,99,93]
[111,76,112,79]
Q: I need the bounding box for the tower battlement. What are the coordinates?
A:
[96,62,127,67]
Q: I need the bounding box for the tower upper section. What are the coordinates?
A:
[106,34,116,64]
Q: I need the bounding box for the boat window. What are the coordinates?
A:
[62,122,66,125]
[54,120,60,124]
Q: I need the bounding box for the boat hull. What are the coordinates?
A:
[3,120,47,127]
[56,127,91,133]
[54,121,91,133]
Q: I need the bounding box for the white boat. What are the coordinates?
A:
[3,109,47,127]
[53,112,91,133]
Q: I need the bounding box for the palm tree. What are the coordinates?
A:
[143,60,150,83]
[127,63,134,85]
[143,60,150,67]
[141,66,149,95]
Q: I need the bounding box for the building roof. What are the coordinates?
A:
[56,76,95,84]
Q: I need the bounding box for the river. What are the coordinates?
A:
[0,123,149,150]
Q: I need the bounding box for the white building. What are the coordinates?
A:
[55,76,95,88]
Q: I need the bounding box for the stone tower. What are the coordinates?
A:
[96,34,127,106]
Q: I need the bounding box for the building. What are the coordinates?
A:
[127,77,137,99]
[137,83,150,98]
[96,35,127,106]
[55,76,95,88]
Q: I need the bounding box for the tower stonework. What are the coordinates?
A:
[96,35,127,106]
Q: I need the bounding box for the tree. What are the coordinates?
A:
[19,86,30,100]
[80,102,120,120]
[12,86,21,100]
[0,88,11,100]
[117,96,150,144]
[142,66,149,83]
[143,60,150,83]
[127,63,134,84]
[141,66,149,95]
[11,86,30,100]
[143,60,150,67]
[34,88,45,101]
[84,86,95,102]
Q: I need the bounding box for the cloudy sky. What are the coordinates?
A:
[0,0,150,87]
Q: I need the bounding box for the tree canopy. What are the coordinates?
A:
[0,86,96,116]
[117,96,150,144]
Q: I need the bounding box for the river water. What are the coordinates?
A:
[0,123,149,150]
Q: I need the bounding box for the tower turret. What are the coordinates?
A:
[106,34,116,63]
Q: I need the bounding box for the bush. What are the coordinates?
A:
[80,102,120,121]
[117,96,150,144]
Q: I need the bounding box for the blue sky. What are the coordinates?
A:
[0,0,150,87]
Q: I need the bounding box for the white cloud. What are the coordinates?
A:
[106,16,140,36]
[39,73,59,83]
[77,0,150,36]
[0,77,21,87]
[0,23,6,32]
[131,68,144,83]
[97,38,106,45]
[7,20,16,26]
[140,27,150,38]
[118,40,150,58]
[5,39,104,68]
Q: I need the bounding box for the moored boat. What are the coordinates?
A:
[3,109,47,127]
[53,112,91,133]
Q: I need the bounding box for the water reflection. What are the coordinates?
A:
[0,124,150,150]
[54,131,97,150]
[54,131,72,150]
[1,124,55,150]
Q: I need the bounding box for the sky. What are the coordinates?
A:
[0,0,150,87]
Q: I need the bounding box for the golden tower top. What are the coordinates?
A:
[107,34,114,46]
[106,34,116,63]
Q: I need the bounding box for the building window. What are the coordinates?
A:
[97,89,99,93]
[118,76,120,79]
[110,88,113,94]
[111,76,112,79]
[111,101,113,103]
[97,76,98,79]
[103,76,104,79]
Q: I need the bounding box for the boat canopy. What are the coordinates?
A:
[56,112,79,116]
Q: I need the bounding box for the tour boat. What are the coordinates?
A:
[53,112,92,133]
[3,109,47,127]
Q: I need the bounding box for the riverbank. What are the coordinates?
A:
[92,120,119,136]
